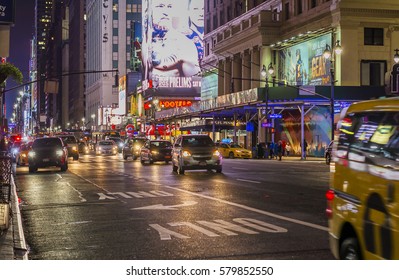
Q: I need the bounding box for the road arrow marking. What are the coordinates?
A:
[131,201,197,211]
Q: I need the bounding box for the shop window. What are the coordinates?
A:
[361,60,386,86]
[285,2,290,20]
[364,28,384,46]
[310,0,317,9]
[296,0,302,15]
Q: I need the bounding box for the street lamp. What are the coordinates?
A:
[260,63,275,144]
[91,114,96,131]
[394,48,399,64]
[323,39,342,142]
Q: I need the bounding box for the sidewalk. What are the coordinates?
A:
[251,155,325,162]
[0,175,28,260]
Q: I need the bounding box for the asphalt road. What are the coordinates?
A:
[14,153,334,260]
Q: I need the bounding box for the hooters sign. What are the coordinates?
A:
[160,100,193,108]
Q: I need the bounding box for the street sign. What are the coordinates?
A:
[261,123,273,128]
[268,114,282,119]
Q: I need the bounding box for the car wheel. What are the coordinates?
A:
[132,155,137,160]
[340,237,361,260]
[229,152,234,159]
[216,167,222,173]
[326,153,331,165]
[165,160,169,164]
[140,157,145,164]
[123,154,127,160]
[29,165,37,173]
[73,155,79,161]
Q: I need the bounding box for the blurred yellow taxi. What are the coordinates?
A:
[218,143,252,159]
[16,142,32,166]
[326,97,399,259]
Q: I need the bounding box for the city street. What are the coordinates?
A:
[14,154,334,260]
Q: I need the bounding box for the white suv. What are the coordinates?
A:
[172,134,222,175]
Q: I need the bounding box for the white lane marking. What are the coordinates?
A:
[52,220,92,226]
[132,201,197,211]
[232,167,249,170]
[237,178,261,184]
[55,174,63,181]
[66,182,87,202]
[162,185,328,231]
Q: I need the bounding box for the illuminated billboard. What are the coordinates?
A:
[142,0,204,97]
[278,34,332,86]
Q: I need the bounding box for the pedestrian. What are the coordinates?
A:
[277,140,283,160]
[286,142,291,156]
[268,142,274,159]
[0,135,7,152]
[273,141,279,159]
[303,140,308,159]
[282,140,287,156]
[257,142,264,159]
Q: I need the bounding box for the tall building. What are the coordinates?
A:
[85,0,142,131]
[64,0,86,130]
[33,0,54,133]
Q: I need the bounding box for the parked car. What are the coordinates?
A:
[57,135,79,160]
[16,142,33,166]
[28,137,68,173]
[122,137,147,160]
[325,140,333,165]
[107,137,124,153]
[95,140,118,156]
[78,141,90,154]
[217,143,252,159]
[140,140,173,164]
[172,134,222,174]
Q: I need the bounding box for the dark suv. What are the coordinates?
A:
[58,135,79,160]
[172,134,222,174]
[28,137,68,173]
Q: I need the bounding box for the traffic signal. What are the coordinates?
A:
[271,127,275,133]
[114,71,119,87]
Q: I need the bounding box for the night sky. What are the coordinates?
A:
[5,0,35,119]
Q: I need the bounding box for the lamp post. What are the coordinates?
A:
[91,114,96,131]
[323,39,342,142]
[260,63,275,144]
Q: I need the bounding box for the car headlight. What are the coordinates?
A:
[151,150,158,155]
[22,154,27,158]
[72,146,77,151]
[119,143,124,147]
[28,151,36,158]
[182,150,191,157]
[134,144,140,150]
[56,149,64,156]
[213,150,221,157]
[98,147,102,151]
[12,148,19,154]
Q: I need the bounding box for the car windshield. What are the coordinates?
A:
[151,141,172,148]
[229,143,242,148]
[33,138,62,148]
[100,141,114,145]
[133,139,146,145]
[109,138,123,144]
[182,136,214,147]
[59,136,77,144]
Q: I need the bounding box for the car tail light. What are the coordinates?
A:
[325,189,335,219]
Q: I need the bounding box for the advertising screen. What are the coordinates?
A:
[278,34,332,86]
[141,0,203,97]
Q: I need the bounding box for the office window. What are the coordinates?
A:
[285,2,290,20]
[113,20,118,28]
[113,52,118,60]
[364,28,384,46]
[132,4,141,13]
[361,60,386,86]
[214,0,217,8]
[113,36,118,44]
[310,0,317,9]
[227,6,232,21]
[220,10,224,25]
[126,4,132,12]
[213,14,218,29]
[297,0,302,15]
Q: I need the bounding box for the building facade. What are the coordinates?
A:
[85,0,142,132]
[155,0,399,156]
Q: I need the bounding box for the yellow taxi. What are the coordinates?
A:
[217,143,252,159]
[326,97,399,259]
[16,142,32,166]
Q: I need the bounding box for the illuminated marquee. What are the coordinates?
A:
[160,100,193,108]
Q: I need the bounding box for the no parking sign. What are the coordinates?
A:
[126,124,134,134]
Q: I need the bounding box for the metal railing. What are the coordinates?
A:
[0,152,12,203]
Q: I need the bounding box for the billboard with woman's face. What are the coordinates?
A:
[278,34,332,86]
[142,0,204,97]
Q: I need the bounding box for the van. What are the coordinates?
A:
[326,97,399,259]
